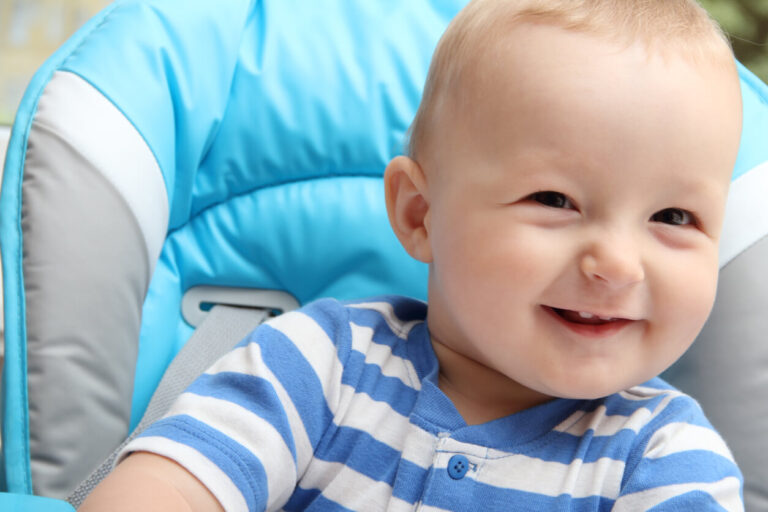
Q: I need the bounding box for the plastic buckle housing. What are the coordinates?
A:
[181,286,299,327]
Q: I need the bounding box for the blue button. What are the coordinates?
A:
[447,454,469,480]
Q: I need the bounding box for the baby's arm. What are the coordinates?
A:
[78,452,224,512]
[80,299,355,511]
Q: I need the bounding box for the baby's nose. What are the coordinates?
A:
[579,238,645,288]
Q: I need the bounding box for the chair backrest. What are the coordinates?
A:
[0,0,467,498]
[1,1,766,509]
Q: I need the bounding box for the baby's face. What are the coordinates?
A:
[424,23,742,402]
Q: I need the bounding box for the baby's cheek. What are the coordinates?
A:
[655,256,719,347]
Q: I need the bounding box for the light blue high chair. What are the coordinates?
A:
[1,1,767,510]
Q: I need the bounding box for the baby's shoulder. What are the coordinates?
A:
[261,295,428,365]
[586,379,733,460]
[558,378,717,443]
[298,295,427,340]
[285,294,426,326]
[610,377,707,424]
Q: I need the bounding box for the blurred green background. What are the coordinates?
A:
[702,0,768,81]
[0,0,767,126]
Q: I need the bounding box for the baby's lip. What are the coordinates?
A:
[541,306,638,338]
[543,306,636,324]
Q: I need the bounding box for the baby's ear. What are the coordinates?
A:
[384,155,433,263]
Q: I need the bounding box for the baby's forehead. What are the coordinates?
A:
[449,21,740,127]
[409,0,738,167]
[460,24,718,94]
[433,22,741,188]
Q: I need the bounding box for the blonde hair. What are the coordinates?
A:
[407,0,733,161]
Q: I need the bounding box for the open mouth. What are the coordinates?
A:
[551,308,623,325]
[543,306,634,336]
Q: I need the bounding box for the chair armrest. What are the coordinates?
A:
[0,492,75,511]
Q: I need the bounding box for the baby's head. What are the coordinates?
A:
[385,0,742,412]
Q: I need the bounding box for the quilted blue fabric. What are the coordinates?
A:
[56,0,468,428]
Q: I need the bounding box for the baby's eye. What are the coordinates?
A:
[650,208,695,226]
[529,191,574,209]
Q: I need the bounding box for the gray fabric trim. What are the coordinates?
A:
[22,120,149,498]
[35,72,168,276]
[664,234,768,511]
[67,304,268,508]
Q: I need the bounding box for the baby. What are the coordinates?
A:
[81,0,744,510]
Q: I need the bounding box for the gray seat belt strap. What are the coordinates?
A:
[67,304,269,507]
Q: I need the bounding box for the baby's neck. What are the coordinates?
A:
[431,337,553,425]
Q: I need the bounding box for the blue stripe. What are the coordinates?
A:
[342,351,419,416]
[513,430,637,464]
[253,324,335,448]
[647,395,712,429]
[421,471,615,511]
[298,299,354,363]
[314,425,401,484]
[311,424,429,498]
[646,491,726,511]
[343,295,427,322]
[388,295,428,322]
[283,487,321,511]
[622,451,741,493]
[347,307,409,345]
[403,322,440,381]
[187,372,297,462]
[390,457,430,504]
[287,460,428,509]
[141,415,267,512]
[283,487,356,512]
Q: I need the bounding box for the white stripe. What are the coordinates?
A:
[555,404,654,437]
[619,385,680,401]
[348,301,423,340]
[613,476,743,512]
[267,311,346,411]
[350,322,421,389]
[166,393,296,510]
[555,387,681,436]
[400,423,443,470]
[34,71,168,275]
[383,495,421,512]
[298,459,395,511]
[449,451,624,499]
[119,437,249,512]
[204,343,315,474]
[720,161,768,268]
[417,506,453,512]
[336,385,435,470]
[643,422,735,461]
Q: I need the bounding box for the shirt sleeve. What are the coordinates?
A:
[613,394,744,512]
[117,298,353,512]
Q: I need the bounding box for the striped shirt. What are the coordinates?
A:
[121,296,743,511]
